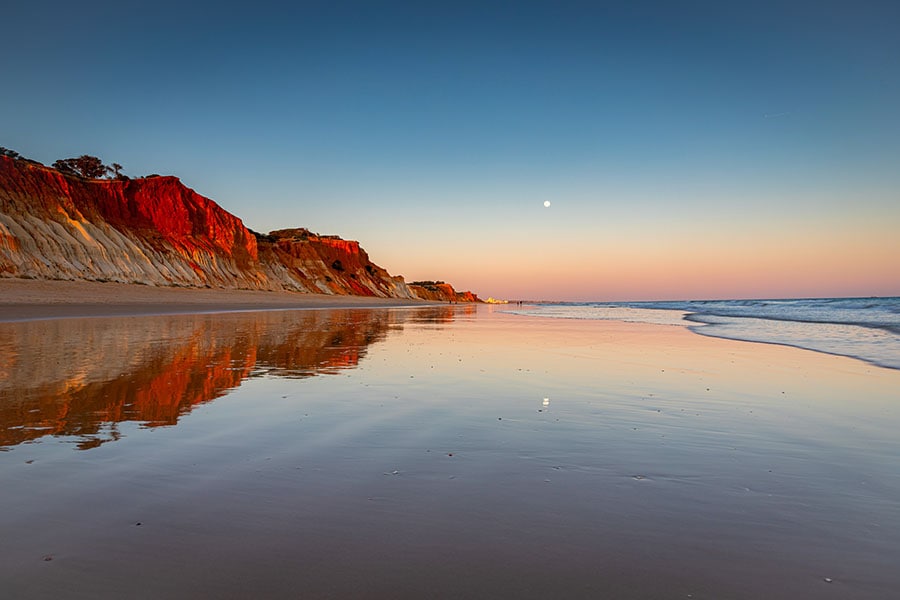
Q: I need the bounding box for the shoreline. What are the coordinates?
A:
[0,278,447,322]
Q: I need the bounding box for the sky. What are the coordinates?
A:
[2,0,898,301]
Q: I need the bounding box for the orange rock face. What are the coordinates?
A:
[258,228,410,297]
[97,175,258,266]
[407,281,481,303]
[0,156,478,301]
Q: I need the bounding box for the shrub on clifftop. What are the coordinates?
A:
[53,155,110,179]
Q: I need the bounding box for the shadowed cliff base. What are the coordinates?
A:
[0,155,479,302]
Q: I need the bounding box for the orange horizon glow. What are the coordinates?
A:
[376,209,900,302]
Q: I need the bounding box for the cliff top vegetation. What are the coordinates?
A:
[2,146,132,181]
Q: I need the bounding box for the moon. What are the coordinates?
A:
[543,200,551,208]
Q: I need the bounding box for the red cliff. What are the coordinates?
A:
[407,281,480,303]
[0,156,477,302]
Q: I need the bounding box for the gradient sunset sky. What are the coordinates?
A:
[3,1,898,301]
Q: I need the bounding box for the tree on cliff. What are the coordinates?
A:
[1,146,21,159]
[53,155,109,179]
[109,163,124,179]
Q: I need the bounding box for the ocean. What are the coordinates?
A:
[505,297,900,370]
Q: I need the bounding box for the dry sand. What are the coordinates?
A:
[0,278,442,321]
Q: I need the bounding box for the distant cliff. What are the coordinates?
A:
[406,281,480,303]
[0,156,478,302]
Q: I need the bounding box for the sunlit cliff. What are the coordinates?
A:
[0,156,477,302]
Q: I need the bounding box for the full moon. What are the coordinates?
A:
[543,200,551,208]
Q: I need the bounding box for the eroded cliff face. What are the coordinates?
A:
[256,228,413,297]
[0,157,261,288]
[408,282,480,303]
[0,156,477,301]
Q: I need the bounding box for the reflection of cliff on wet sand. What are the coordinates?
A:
[0,306,461,449]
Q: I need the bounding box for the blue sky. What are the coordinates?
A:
[3,1,898,300]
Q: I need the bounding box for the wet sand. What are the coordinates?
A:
[0,278,440,321]
[1,305,898,599]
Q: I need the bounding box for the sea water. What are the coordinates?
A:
[505,297,900,370]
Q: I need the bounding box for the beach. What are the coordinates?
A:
[0,279,441,321]
[1,289,899,599]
